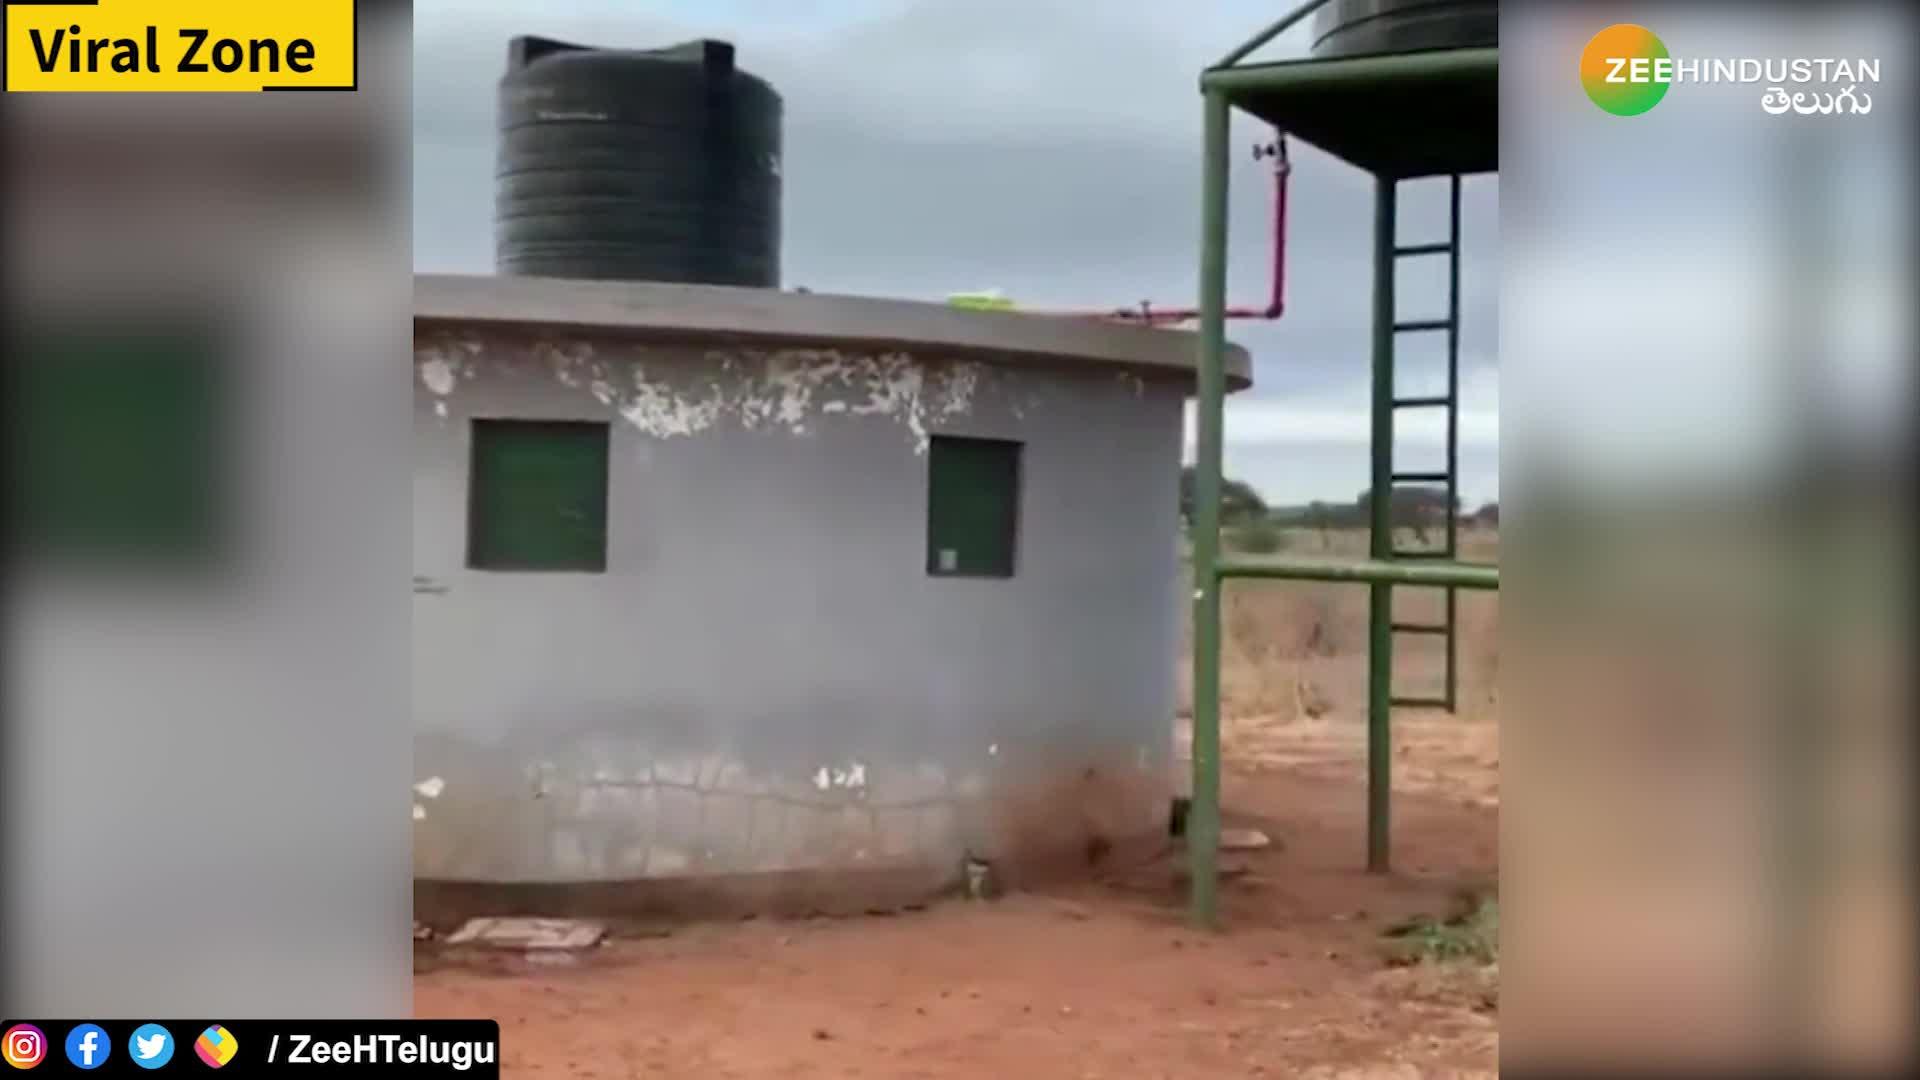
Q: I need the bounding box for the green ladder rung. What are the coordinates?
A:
[1390,696,1452,710]
[1393,395,1452,408]
[1392,319,1451,333]
[1390,549,1457,560]
[1393,242,1452,256]
[1391,471,1449,484]
[1390,622,1449,635]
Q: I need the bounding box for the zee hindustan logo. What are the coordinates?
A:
[1579,24,1878,116]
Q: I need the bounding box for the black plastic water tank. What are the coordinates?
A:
[495,36,783,287]
[1310,0,1498,60]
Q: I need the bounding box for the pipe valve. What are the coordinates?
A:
[1254,136,1292,174]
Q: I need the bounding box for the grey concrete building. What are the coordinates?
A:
[413,273,1250,912]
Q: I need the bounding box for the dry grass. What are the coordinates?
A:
[1172,535,1505,1047]
[1383,891,1501,967]
[1177,525,1501,728]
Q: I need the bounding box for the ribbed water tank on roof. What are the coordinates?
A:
[1310,0,1498,60]
[495,36,783,287]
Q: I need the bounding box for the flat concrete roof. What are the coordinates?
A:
[416,274,1253,391]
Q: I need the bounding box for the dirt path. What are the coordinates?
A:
[415,716,1499,1078]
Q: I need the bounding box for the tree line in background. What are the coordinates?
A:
[1179,466,1497,554]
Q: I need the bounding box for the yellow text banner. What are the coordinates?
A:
[5,0,357,92]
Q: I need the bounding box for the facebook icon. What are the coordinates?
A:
[65,1024,111,1069]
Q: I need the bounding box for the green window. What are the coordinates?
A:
[466,419,610,572]
[926,435,1021,578]
[9,326,226,569]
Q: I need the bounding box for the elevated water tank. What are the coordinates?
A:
[1310,0,1497,60]
[495,36,782,287]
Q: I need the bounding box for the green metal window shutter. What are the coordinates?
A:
[926,436,1021,578]
[9,328,225,568]
[467,419,610,572]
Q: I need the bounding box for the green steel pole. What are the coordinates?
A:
[1368,176,1397,873]
[1444,173,1463,713]
[1188,89,1232,930]
[1201,48,1498,97]
[1216,557,1498,590]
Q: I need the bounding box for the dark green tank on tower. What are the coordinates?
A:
[495,36,783,287]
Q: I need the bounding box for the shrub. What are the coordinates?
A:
[1381,893,1499,967]
[1227,522,1286,555]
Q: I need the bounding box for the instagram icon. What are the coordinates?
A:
[3,1025,46,1070]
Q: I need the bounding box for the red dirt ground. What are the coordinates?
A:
[415,714,1499,1077]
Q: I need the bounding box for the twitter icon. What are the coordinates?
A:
[128,1025,174,1069]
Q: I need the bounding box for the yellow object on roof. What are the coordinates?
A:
[946,289,1015,312]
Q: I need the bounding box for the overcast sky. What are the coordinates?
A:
[414,0,1500,507]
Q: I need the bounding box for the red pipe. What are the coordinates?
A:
[1041,132,1289,327]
